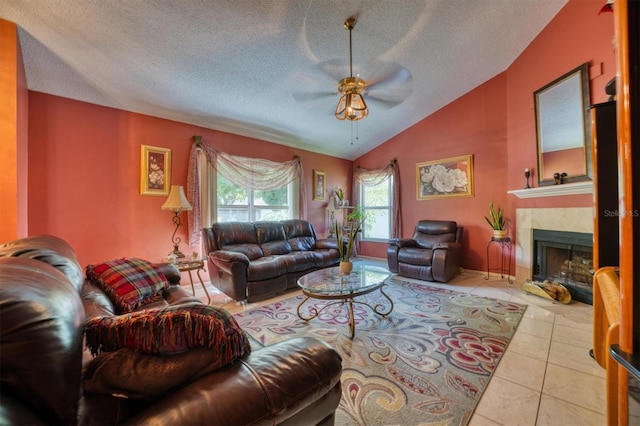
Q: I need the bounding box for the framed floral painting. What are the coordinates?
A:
[140,145,171,196]
[313,169,325,201]
[416,154,474,200]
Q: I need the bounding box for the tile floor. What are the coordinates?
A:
[187,258,639,426]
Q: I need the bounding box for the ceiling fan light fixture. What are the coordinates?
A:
[335,17,369,122]
[335,92,368,121]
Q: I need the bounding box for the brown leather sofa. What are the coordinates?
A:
[203,219,339,302]
[0,235,342,425]
[387,220,463,283]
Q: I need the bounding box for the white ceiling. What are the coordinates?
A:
[1,0,567,160]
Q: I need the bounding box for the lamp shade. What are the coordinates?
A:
[161,185,192,212]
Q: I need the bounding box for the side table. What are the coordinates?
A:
[175,259,211,304]
[485,237,513,284]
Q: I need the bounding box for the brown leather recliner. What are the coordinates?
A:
[0,235,342,425]
[387,220,463,283]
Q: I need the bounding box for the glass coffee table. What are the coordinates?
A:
[296,263,393,339]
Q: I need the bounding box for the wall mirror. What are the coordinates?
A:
[534,63,591,186]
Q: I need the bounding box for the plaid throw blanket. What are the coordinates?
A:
[85,303,251,358]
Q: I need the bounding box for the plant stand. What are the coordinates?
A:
[485,237,513,284]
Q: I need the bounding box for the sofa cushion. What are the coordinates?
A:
[213,222,258,246]
[84,303,251,357]
[282,251,323,273]
[247,256,288,281]
[283,220,318,251]
[83,346,242,400]
[260,240,292,256]
[255,221,286,243]
[86,258,168,313]
[223,243,264,260]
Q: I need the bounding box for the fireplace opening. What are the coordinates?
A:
[533,229,594,304]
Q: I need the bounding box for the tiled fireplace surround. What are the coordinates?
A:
[515,207,593,283]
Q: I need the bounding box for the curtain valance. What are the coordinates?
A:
[187,137,306,246]
[354,160,401,238]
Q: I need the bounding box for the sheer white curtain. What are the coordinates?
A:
[187,136,307,246]
[353,159,401,238]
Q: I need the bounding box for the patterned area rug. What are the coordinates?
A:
[234,277,527,425]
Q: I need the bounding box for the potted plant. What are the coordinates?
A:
[484,202,507,239]
[334,208,364,274]
[334,188,348,207]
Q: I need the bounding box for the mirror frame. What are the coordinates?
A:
[534,63,591,186]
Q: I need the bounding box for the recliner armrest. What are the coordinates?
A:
[388,238,416,248]
[433,241,461,251]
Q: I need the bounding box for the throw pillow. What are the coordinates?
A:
[86,257,168,313]
[84,303,251,358]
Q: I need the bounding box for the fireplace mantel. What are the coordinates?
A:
[508,181,592,199]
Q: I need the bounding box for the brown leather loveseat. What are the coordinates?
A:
[0,235,342,425]
[203,219,339,302]
[387,220,463,283]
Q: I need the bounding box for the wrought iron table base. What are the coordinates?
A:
[296,284,393,339]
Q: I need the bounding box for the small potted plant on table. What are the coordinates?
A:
[484,202,507,239]
[334,208,364,274]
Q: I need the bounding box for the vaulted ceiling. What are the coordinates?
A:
[1,0,567,159]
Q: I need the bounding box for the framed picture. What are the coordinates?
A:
[140,145,171,196]
[313,169,326,201]
[416,154,474,200]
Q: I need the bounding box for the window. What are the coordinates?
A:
[216,174,296,222]
[358,176,393,241]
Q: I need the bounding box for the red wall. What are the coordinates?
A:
[355,74,508,269]
[26,93,351,267]
[355,0,615,272]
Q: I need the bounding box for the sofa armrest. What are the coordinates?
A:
[154,263,181,285]
[316,238,339,250]
[118,337,342,426]
[208,250,250,273]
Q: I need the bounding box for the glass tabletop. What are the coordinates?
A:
[297,264,390,296]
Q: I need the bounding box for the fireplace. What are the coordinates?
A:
[515,208,594,300]
[532,229,594,304]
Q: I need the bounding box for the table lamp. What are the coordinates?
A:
[161,185,192,259]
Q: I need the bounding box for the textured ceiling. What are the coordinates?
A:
[1,0,567,160]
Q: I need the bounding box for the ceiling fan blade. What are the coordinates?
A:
[317,59,349,82]
[365,71,413,109]
[290,66,338,107]
[364,60,413,89]
[292,90,335,104]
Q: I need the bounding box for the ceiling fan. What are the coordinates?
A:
[335,17,368,121]
[292,16,413,121]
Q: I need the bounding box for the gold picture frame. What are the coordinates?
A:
[416,154,474,200]
[140,145,171,196]
[313,169,326,201]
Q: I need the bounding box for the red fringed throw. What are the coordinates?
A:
[85,303,251,359]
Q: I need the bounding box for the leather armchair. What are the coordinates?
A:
[387,220,463,283]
